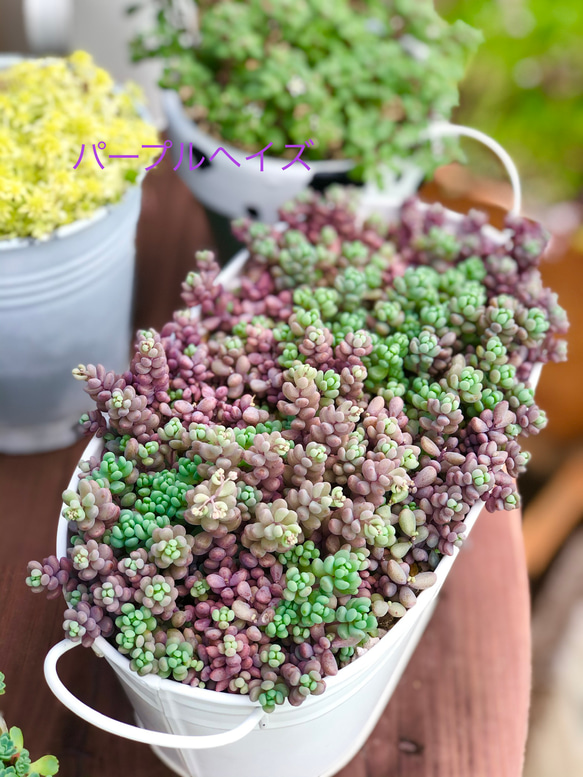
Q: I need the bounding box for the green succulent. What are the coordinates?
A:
[291,308,323,335]
[404,331,441,376]
[438,266,465,296]
[260,644,286,669]
[363,515,397,548]
[376,377,410,401]
[397,311,423,339]
[315,369,341,400]
[392,266,441,308]
[335,597,378,644]
[134,469,191,521]
[363,342,404,387]
[312,549,364,596]
[458,256,487,282]
[188,576,210,600]
[115,604,157,654]
[129,643,157,676]
[282,567,316,603]
[338,645,356,662]
[0,674,59,776]
[520,306,550,343]
[131,0,480,183]
[471,467,491,490]
[331,310,369,341]
[297,591,336,627]
[294,287,340,320]
[273,322,293,343]
[487,362,516,390]
[106,509,170,550]
[372,300,405,335]
[419,303,449,334]
[155,639,203,682]
[298,669,323,699]
[278,342,302,369]
[469,387,504,416]
[211,607,236,630]
[335,267,367,312]
[237,482,262,513]
[445,365,484,403]
[413,226,461,263]
[177,456,202,485]
[89,451,136,497]
[280,240,319,287]
[251,679,289,714]
[448,288,487,334]
[265,600,300,641]
[279,540,321,569]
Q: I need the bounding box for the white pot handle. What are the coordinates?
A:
[44,640,265,749]
[423,122,522,217]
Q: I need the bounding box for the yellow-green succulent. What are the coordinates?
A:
[0,50,158,240]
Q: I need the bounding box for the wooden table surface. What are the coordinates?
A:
[0,162,531,777]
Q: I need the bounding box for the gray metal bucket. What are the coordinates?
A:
[0,184,142,453]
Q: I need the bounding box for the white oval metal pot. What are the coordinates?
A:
[162,89,426,224]
[43,128,534,777]
[0,55,144,455]
[46,436,480,777]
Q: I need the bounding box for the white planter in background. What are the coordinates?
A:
[162,89,426,223]
[0,52,148,455]
[0,184,142,454]
[22,0,73,54]
[22,0,165,127]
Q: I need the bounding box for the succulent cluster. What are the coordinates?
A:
[28,186,567,712]
[443,0,583,202]
[131,0,480,181]
[0,672,59,776]
[0,51,158,240]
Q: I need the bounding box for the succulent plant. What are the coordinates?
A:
[62,478,120,539]
[154,632,203,681]
[0,51,157,240]
[135,574,179,618]
[184,468,241,553]
[27,186,567,713]
[241,500,302,558]
[312,549,363,597]
[148,524,195,579]
[0,672,59,776]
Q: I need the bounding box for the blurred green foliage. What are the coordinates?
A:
[439,0,583,202]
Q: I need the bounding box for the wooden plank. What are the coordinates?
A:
[529,529,583,717]
[525,531,583,777]
[522,449,583,577]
